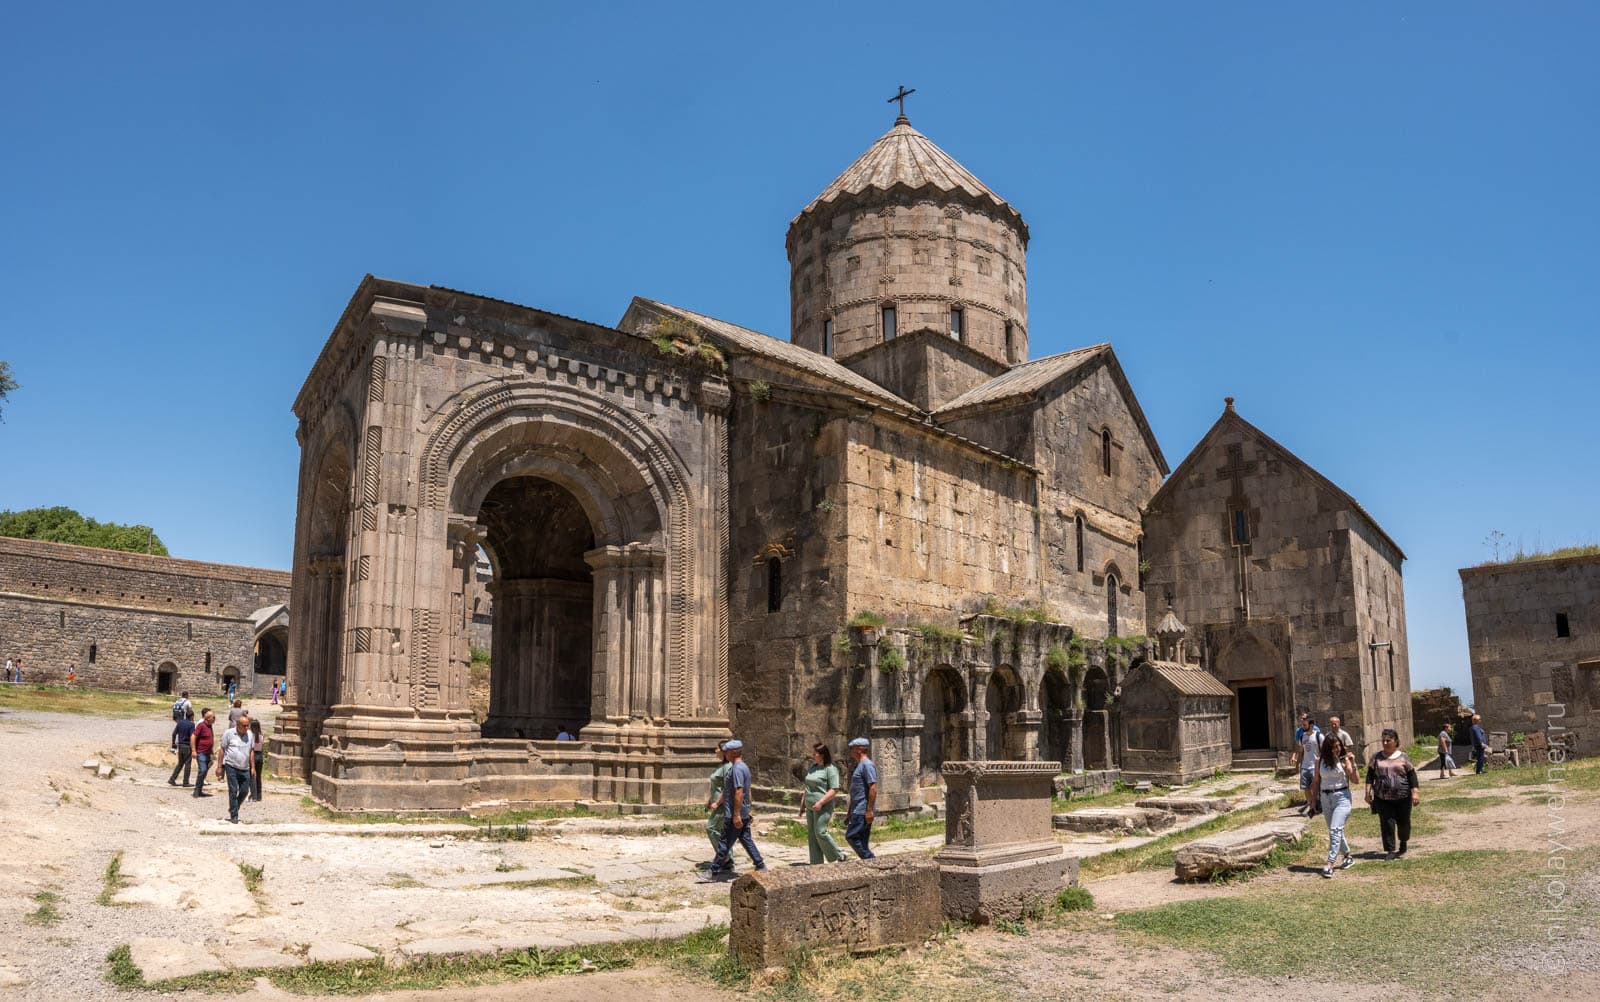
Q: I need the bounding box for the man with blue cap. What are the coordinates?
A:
[845,737,878,859]
[703,738,765,879]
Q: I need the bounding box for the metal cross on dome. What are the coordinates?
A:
[887,85,916,120]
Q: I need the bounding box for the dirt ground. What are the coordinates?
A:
[3,697,1596,1002]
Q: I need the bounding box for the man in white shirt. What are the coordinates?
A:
[1297,717,1324,816]
[216,713,256,824]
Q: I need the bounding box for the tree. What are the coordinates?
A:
[0,506,169,556]
[0,361,17,422]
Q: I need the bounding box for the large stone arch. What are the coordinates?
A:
[419,380,704,729]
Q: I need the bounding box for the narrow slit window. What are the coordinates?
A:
[205,651,212,673]
[1231,509,1249,545]
[950,306,964,341]
[881,305,897,341]
[1556,612,1570,638]
[88,642,97,664]
[767,557,783,614]
[822,318,833,357]
[1075,514,1086,572]
[1106,574,1119,637]
[1004,321,1015,362]
[1101,428,1113,476]
[1388,648,1395,689]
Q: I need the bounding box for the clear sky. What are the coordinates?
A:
[2,3,1595,700]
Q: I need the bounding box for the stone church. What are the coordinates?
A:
[269,109,1408,811]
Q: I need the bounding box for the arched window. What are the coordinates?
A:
[767,557,783,614]
[1101,428,1113,477]
[1075,514,1086,572]
[1106,573,1119,637]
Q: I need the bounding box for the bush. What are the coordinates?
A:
[1055,886,1094,912]
[878,645,906,673]
[847,610,887,629]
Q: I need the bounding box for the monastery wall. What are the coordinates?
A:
[0,536,289,695]
[1461,554,1600,751]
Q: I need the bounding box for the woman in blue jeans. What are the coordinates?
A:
[1308,733,1359,877]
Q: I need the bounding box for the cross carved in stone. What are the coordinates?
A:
[887,85,916,120]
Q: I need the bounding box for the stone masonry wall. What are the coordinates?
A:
[0,536,290,695]
[1142,417,1405,756]
[1461,554,1600,750]
[789,194,1028,367]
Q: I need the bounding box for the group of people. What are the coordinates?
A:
[697,736,879,879]
[1296,711,1423,878]
[3,657,22,683]
[1434,713,1491,778]
[168,692,264,824]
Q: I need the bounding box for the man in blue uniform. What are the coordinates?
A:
[704,739,765,878]
[845,737,878,859]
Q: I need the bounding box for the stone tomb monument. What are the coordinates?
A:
[728,857,942,969]
[934,761,1075,922]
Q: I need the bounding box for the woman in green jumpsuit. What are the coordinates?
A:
[800,743,845,863]
[704,742,730,860]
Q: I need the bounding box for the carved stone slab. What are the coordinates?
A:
[1173,819,1305,881]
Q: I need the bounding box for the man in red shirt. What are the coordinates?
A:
[191,708,217,798]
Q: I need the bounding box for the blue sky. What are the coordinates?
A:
[2,3,1595,699]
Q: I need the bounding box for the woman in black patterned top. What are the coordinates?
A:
[1365,728,1420,858]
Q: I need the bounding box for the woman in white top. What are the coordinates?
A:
[1437,727,1457,778]
[1308,733,1359,877]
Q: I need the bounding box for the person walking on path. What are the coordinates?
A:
[845,737,879,859]
[1470,714,1489,774]
[248,718,265,802]
[192,708,217,797]
[1309,732,1359,877]
[1326,716,1354,752]
[171,691,192,723]
[217,712,255,823]
[1365,728,1420,858]
[704,739,765,878]
[1296,717,1323,817]
[4,658,12,683]
[1438,726,1457,778]
[169,709,196,787]
[227,699,245,728]
[699,742,730,868]
[270,681,279,705]
[800,743,845,864]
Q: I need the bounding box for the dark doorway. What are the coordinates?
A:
[920,667,967,782]
[156,667,175,695]
[1237,685,1271,748]
[1039,669,1071,770]
[479,476,596,740]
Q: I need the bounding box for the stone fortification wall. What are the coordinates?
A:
[1461,554,1600,752]
[0,536,289,695]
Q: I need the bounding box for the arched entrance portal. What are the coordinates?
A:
[1039,668,1072,769]
[920,666,967,781]
[478,476,595,740]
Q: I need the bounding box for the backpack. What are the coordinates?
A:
[172,698,186,722]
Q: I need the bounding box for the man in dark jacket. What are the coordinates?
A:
[1470,713,1489,774]
[169,709,196,787]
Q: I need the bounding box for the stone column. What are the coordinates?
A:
[585,543,667,726]
[970,666,991,760]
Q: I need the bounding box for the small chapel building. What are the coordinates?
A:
[272,107,1406,810]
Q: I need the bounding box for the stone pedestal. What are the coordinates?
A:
[934,761,1074,923]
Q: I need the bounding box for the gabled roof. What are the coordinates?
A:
[791,116,1026,240]
[933,344,1170,476]
[837,324,1011,377]
[1140,661,1236,699]
[1148,402,1405,560]
[933,345,1106,414]
[623,298,919,413]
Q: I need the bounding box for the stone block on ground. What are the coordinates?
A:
[97,763,114,779]
[936,761,1075,923]
[82,759,99,771]
[230,948,300,970]
[398,936,497,959]
[1136,795,1235,815]
[1173,819,1305,881]
[1053,806,1177,834]
[729,856,941,970]
[306,941,378,964]
[128,937,227,983]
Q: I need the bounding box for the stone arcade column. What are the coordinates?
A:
[969,666,992,760]
[584,543,667,726]
[266,553,343,778]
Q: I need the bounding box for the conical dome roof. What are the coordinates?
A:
[791,116,1026,238]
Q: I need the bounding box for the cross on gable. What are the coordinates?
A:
[1217,443,1258,495]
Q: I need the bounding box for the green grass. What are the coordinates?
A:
[116,924,731,995]
[1115,848,1596,984]
[1418,795,1507,814]
[486,874,597,891]
[1479,543,1600,565]
[239,862,265,895]
[1054,886,1094,912]
[0,684,176,718]
[1051,780,1153,813]
[1078,798,1290,880]
[24,890,62,926]
[767,812,946,847]
[97,851,129,906]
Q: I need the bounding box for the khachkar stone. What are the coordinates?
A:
[934,761,1075,923]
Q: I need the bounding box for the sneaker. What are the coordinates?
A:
[754,864,767,871]
[167,780,178,787]
[694,861,716,870]
[1339,854,1356,870]
[1397,842,1407,857]
[1320,867,1333,879]
[228,817,239,824]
